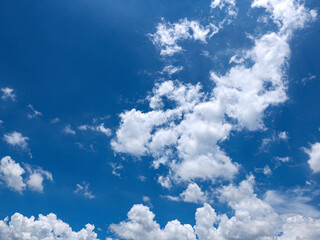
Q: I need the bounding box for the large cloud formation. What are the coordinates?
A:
[111,0,317,186]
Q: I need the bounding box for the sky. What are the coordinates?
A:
[0,0,320,239]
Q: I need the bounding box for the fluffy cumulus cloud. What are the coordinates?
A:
[110,177,320,240]
[167,183,209,204]
[112,0,316,186]
[109,204,196,240]
[0,213,99,240]
[304,142,320,173]
[0,156,52,193]
[3,131,29,150]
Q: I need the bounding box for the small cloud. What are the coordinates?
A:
[25,165,53,192]
[255,165,272,176]
[260,131,289,152]
[302,74,316,85]
[142,196,153,208]
[157,175,172,189]
[78,123,111,137]
[27,104,42,119]
[110,162,123,177]
[160,65,184,76]
[166,183,210,204]
[1,87,16,101]
[278,131,289,141]
[50,118,60,124]
[63,125,76,135]
[3,131,29,150]
[74,182,95,199]
[138,175,146,182]
[274,156,290,163]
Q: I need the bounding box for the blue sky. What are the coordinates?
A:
[0,0,320,239]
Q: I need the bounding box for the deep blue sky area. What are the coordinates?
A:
[0,0,319,239]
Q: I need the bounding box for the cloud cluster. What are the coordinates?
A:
[78,123,112,137]
[110,176,320,240]
[0,156,52,193]
[0,213,98,240]
[112,0,316,186]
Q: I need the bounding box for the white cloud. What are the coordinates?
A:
[0,156,52,193]
[161,65,184,76]
[149,18,218,56]
[63,124,76,135]
[252,0,317,34]
[278,215,320,240]
[50,117,60,124]
[27,104,42,119]
[261,131,289,151]
[278,131,289,140]
[304,142,320,173]
[275,156,290,163]
[0,156,26,192]
[157,175,172,189]
[0,213,99,240]
[1,87,16,101]
[109,162,123,177]
[25,165,53,193]
[179,183,209,204]
[302,74,316,85]
[3,131,29,150]
[74,182,95,199]
[78,123,111,136]
[210,0,237,23]
[109,204,196,240]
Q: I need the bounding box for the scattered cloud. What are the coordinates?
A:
[63,124,76,135]
[160,65,184,76]
[302,74,316,85]
[78,123,111,137]
[109,162,123,177]
[50,117,60,124]
[1,87,16,101]
[142,196,153,208]
[261,131,289,152]
[74,182,95,199]
[149,18,218,56]
[27,104,42,119]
